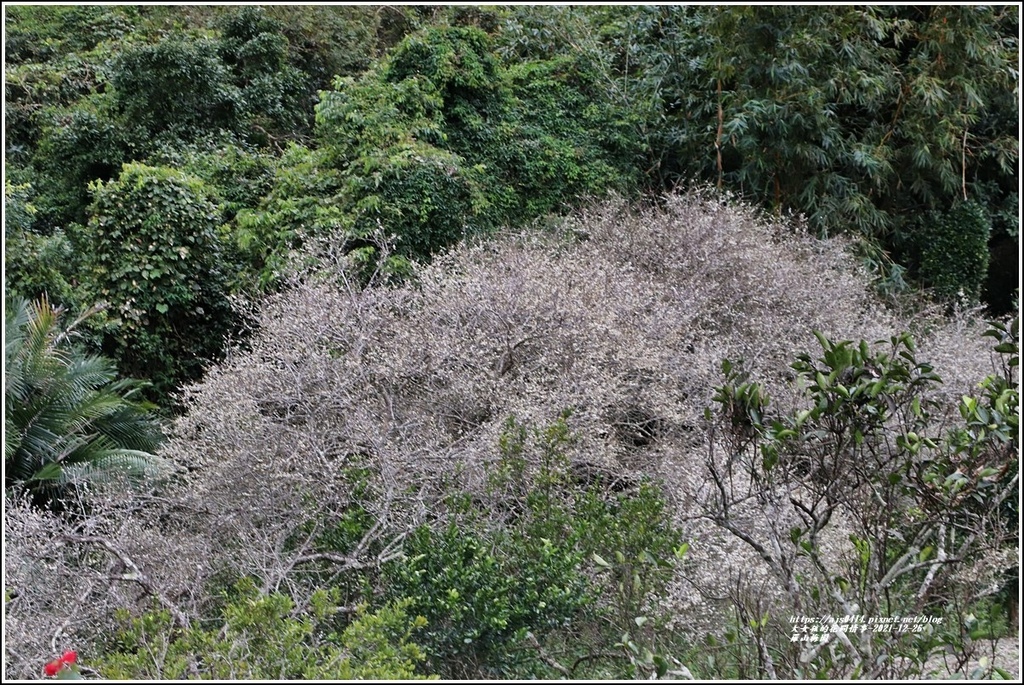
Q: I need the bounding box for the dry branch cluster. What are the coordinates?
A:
[3,191,999,679]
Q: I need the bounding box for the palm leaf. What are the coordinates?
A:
[4,296,167,510]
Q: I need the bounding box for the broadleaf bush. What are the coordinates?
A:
[75,162,240,399]
[94,581,433,680]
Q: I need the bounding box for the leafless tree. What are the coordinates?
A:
[4,189,1003,679]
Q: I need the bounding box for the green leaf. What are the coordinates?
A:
[32,462,63,481]
[653,654,669,678]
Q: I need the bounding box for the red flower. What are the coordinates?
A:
[44,651,78,676]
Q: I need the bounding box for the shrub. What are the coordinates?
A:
[232,143,348,290]
[915,200,991,307]
[694,322,1018,679]
[262,5,382,83]
[380,412,686,679]
[109,38,238,140]
[380,414,587,678]
[31,101,136,230]
[216,6,313,141]
[77,163,239,399]
[316,52,489,264]
[148,134,277,224]
[95,580,433,679]
[3,180,78,306]
[384,522,587,678]
[309,23,642,272]
[3,5,135,63]
[4,52,108,158]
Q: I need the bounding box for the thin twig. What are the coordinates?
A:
[60,534,190,629]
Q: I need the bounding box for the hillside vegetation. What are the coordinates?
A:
[3,5,1019,680]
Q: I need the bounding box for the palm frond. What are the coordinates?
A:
[4,296,167,510]
[60,449,174,486]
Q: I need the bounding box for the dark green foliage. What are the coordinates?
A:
[216,7,314,142]
[32,100,138,230]
[3,181,79,306]
[345,143,487,262]
[914,201,991,306]
[6,5,377,239]
[600,5,1018,309]
[384,25,503,102]
[4,296,166,511]
[620,5,1017,233]
[232,143,348,289]
[309,23,642,272]
[76,163,238,399]
[313,27,496,264]
[3,5,136,63]
[3,227,78,309]
[5,52,107,158]
[260,5,382,83]
[110,38,238,140]
[218,7,290,81]
[148,134,278,224]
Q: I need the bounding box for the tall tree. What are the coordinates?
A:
[607,5,1018,307]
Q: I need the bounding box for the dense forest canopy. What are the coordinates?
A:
[3,4,1020,680]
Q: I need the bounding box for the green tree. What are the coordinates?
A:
[216,6,313,142]
[31,100,136,230]
[110,38,238,141]
[306,23,642,274]
[702,325,1018,678]
[4,296,166,511]
[605,5,1018,307]
[3,180,80,307]
[76,163,239,399]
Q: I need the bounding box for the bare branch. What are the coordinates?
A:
[60,534,190,629]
